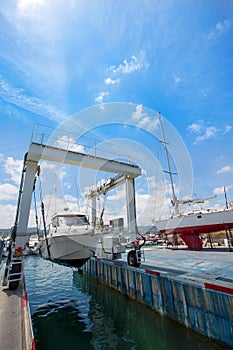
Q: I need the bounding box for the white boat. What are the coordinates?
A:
[37,212,125,267]
[1,237,11,258]
[155,208,233,249]
[153,115,233,250]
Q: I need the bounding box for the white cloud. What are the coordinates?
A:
[217,165,233,174]
[187,121,203,133]
[0,76,66,122]
[0,204,17,228]
[56,135,85,153]
[0,202,38,228]
[131,104,159,131]
[213,185,233,195]
[39,161,65,192]
[4,157,23,185]
[105,77,120,85]
[205,126,218,138]
[95,91,109,103]
[0,183,18,200]
[64,194,78,203]
[188,120,232,143]
[173,73,181,85]
[137,116,150,128]
[18,0,44,13]
[110,51,149,75]
[195,126,218,142]
[147,176,159,190]
[132,104,145,120]
[110,57,141,74]
[206,18,232,40]
[224,125,232,134]
[187,121,219,143]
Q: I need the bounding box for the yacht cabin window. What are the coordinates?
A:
[52,215,89,227]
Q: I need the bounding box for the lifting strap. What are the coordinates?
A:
[38,173,51,260]
[100,192,107,219]
[33,179,40,241]
[41,201,51,259]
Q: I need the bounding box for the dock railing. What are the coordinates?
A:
[30,123,139,165]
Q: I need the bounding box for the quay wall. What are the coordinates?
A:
[83,257,233,349]
[0,271,35,350]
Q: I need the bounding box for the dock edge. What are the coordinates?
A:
[83,257,233,349]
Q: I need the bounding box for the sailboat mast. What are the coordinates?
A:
[224,186,229,209]
[158,113,179,214]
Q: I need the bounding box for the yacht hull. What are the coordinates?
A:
[155,208,233,249]
[38,232,100,268]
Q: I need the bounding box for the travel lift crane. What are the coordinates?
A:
[3,138,144,288]
[87,174,146,267]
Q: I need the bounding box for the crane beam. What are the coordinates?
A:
[27,143,141,178]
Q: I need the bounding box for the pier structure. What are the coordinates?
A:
[16,139,141,249]
[0,269,35,350]
[83,251,233,349]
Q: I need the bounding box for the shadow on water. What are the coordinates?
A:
[72,272,225,350]
[24,256,225,350]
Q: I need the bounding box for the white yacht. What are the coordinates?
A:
[154,115,233,250]
[37,212,125,267]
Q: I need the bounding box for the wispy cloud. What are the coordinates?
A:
[95,51,148,104]
[213,185,233,195]
[0,76,67,122]
[109,51,149,75]
[187,120,224,143]
[4,157,23,185]
[17,0,44,14]
[195,126,218,142]
[105,77,120,85]
[0,203,17,227]
[56,135,85,153]
[205,17,232,40]
[0,156,22,204]
[0,183,18,200]
[110,56,142,74]
[132,104,146,121]
[0,4,70,116]
[223,125,232,134]
[131,104,159,131]
[187,121,203,133]
[173,73,181,86]
[95,91,109,103]
[217,165,233,174]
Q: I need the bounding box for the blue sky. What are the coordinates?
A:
[1,0,233,228]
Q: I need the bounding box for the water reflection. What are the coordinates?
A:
[73,271,222,350]
[24,257,224,350]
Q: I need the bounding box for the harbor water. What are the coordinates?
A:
[23,255,226,350]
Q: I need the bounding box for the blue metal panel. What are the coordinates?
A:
[83,258,233,349]
[132,270,137,298]
[102,261,105,282]
[167,279,174,312]
[109,264,113,286]
[144,273,153,307]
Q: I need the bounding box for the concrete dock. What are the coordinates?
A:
[83,246,233,349]
[0,263,35,350]
[134,246,233,282]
